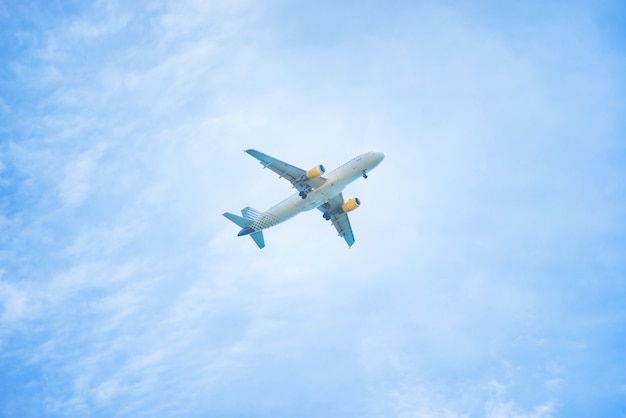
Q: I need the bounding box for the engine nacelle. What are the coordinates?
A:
[341,197,361,213]
[306,164,326,180]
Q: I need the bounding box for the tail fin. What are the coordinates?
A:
[222,211,266,249]
[242,206,263,220]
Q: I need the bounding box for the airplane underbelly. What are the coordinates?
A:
[303,183,344,210]
[263,182,346,227]
[262,195,304,228]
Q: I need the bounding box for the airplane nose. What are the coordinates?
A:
[367,152,384,168]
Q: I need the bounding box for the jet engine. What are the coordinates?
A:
[306,165,326,179]
[341,197,361,213]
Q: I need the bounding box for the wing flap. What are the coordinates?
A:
[317,193,356,247]
[245,149,326,192]
[330,212,355,247]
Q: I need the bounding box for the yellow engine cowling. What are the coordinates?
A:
[341,198,361,213]
[306,164,326,179]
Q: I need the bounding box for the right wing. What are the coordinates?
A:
[317,193,355,247]
[245,149,326,193]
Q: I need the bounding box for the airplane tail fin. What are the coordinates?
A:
[241,206,263,220]
[222,210,266,249]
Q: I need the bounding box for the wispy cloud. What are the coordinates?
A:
[0,0,624,417]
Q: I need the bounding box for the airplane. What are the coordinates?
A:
[223,149,385,249]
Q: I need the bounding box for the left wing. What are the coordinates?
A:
[245,149,326,193]
[317,193,355,247]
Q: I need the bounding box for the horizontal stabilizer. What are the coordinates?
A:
[250,231,265,249]
[223,211,266,249]
[223,212,252,229]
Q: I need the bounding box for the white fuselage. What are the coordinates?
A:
[248,152,385,232]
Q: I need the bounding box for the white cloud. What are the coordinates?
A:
[58,144,107,206]
[366,380,556,418]
[485,399,556,418]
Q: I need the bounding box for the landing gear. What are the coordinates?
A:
[321,203,331,221]
[362,170,368,179]
[299,184,313,199]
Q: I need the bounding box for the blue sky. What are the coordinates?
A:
[1,0,625,417]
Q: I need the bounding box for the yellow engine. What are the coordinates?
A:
[306,165,326,179]
[341,198,361,213]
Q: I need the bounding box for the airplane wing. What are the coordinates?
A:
[317,193,355,247]
[245,149,326,193]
